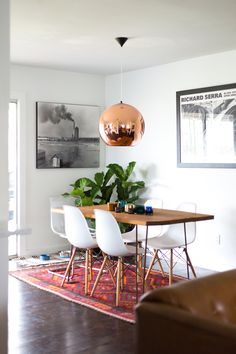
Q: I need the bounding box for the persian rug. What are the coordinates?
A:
[9,260,186,323]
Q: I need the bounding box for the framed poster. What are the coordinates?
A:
[36,102,100,168]
[176,83,236,168]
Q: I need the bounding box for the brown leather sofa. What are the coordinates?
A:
[135,269,236,354]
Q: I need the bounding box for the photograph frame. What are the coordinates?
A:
[36,101,101,169]
[176,83,236,168]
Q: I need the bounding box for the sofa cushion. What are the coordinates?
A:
[140,269,236,325]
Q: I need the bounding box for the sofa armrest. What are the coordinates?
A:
[135,302,236,354]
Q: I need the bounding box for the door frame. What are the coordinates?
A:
[10,91,27,257]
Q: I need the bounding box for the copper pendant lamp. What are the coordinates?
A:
[99,37,145,147]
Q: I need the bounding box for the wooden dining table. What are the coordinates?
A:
[78,204,214,296]
[52,204,214,300]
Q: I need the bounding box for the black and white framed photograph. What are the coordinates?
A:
[36,102,100,168]
[176,83,236,168]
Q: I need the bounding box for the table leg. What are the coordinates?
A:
[184,223,190,279]
[142,225,149,294]
[136,225,138,303]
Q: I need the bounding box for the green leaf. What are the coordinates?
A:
[131,181,145,189]
[121,181,133,189]
[116,181,126,200]
[75,198,82,206]
[124,161,136,180]
[74,177,95,189]
[103,168,115,186]
[94,172,104,187]
[70,189,85,197]
[135,181,145,187]
[107,163,125,180]
[90,185,100,200]
[98,199,106,205]
[101,184,115,203]
[127,195,139,203]
[81,196,94,206]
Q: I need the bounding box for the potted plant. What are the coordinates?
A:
[63,161,145,232]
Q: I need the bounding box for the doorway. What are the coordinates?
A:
[8,101,18,257]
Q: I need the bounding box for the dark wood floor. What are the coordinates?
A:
[8,276,136,354]
[8,259,215,354]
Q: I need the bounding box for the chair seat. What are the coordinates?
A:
[126,244,144,256]
[122,227,163,243]
[146,235,188,250]
[81,239,98,249]
[108,244,144,257]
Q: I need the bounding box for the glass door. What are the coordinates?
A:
[8,101,18,257]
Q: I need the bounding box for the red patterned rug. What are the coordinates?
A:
[10,260,186,323]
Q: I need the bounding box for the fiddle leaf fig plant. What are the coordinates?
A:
[64,161,145,206]
[63,161,145,232]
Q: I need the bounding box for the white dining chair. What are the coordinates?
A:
[91,209,144,307]
[61,205,98,295]
[50,195,75,239]
[48,196,76,277]
[145,202,197,285]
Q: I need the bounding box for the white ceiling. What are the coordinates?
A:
[11,0,236,75]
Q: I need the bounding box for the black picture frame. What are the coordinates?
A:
[176,83,236,168]
[36,101,100,169]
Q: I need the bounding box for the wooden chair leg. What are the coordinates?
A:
[107,260,116,287]
[137,253,143,280]
[90,255,107,297]
[184,248,197,278]
[101,252,116,287]
[68,244,75,279]
[169,249,173,285]
[145,249,158,281]
[61,246,77,287]
[85,249,89,295]
[120,258,124,291]
[116,257,121,307]
[156,250,165,277]
[89,249,93,281]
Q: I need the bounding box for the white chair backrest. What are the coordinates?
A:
[95,209,129,257]
[167,202,197,245]
[63,205,96,249]
[50,196,75,236]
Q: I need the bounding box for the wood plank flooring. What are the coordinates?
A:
[8,260,215,354]
[8,276,135,354]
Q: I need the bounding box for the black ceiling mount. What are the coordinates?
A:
[115,37,128,47]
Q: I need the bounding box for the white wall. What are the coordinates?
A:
[0,0,9,352]
[11,65,105,256]
[105,50,236,272]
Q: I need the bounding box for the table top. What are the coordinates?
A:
[77,204,214,226]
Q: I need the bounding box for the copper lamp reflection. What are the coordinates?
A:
[99,102,145,146]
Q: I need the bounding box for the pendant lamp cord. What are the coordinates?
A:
[116,37,128,104]
[120,48,123,103]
